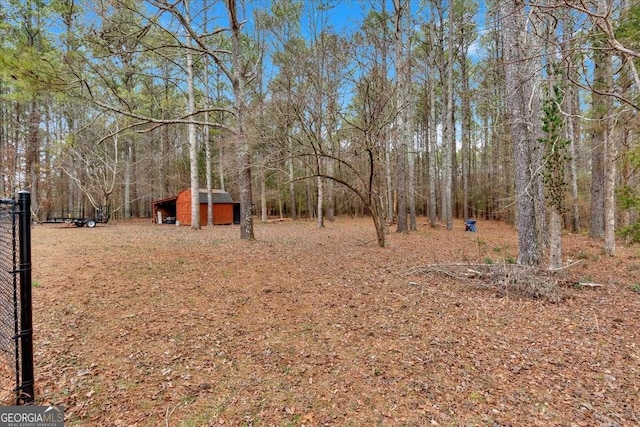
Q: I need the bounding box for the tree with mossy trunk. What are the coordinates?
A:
[539,78,570,270]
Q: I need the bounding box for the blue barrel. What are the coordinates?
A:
[465,219,477,232]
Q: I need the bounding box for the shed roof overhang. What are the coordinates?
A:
[152,196,178,206]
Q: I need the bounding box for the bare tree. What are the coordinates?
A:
[183,2,200,230]
[394,0,410,233]
[442,0,455,231]
[559,15,581,233]
[60,119,119,213]
[226,0,255,240]
[590,43,609,240]
[534,0,640,109]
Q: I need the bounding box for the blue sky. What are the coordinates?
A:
[239,0,487,57]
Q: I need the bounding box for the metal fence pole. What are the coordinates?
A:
[17,191,34,404]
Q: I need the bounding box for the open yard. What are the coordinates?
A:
[3,217,640,426]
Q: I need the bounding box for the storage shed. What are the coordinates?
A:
[152,189,240,226]
[151,195,178,224]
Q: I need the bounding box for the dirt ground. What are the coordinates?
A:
[2,217,640,426]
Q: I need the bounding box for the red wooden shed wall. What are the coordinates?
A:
[175,189,235,226]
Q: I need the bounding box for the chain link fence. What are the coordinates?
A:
[0,193,33,404]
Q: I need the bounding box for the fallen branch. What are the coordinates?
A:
[576,282,604,288]
[548,259,584,271]
[165,403,182,427]
[403,262,566,302]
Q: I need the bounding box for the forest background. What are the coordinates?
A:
[1,0,639,264]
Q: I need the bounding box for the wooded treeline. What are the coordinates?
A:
[0,0,638,262]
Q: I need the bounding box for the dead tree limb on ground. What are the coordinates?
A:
[401,263,593,303]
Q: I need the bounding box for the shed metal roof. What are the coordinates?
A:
[152,195,178,206]
[197,189,235,204]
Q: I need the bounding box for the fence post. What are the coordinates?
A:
[17,191,34,404]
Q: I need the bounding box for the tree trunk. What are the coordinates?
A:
[385,137,394,222]
[124,141,132,220]
[549,208,563,269]
[531,14,547,255]
[215,69,226,192]
[501,0,539,266]
[406,17,416,232]
[429,74,437,227]
[204,53,213,226]
[590,47,607,239]
[288,136,296,219]
[237,139,254,239]
[305,176,314,219]
[461,39,470,220]
[261,167,268,223]
[186,32,200,230]
[408,144,417,231]
[590,138,605,238]
[394,0,408,233]
[601,44,616,256]
[567,84,581,233]
[317,175,324,228]
[619,129,633,234]
[443,0,455,230]
[228,0,254,240]
[327,157,335,221]
[562,19,581,233]
[368,147,386,247]
[26,99,40,218]
[371,196,386,247]
[604,121,616,256]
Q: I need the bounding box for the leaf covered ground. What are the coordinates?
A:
[2,217,640,426]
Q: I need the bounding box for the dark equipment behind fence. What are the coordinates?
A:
[0,192,34,404]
